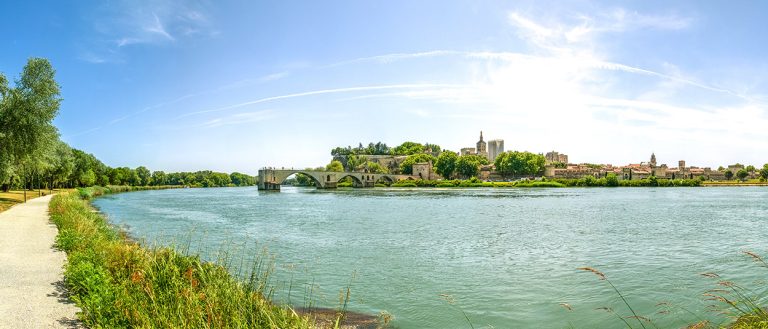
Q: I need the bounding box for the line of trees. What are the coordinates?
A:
[331,141,441,156]
[0,58,255,193]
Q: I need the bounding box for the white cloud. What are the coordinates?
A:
[80,0,214,62]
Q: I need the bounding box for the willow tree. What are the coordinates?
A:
[0,58,62,199]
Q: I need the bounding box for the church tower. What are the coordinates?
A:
[476,131,488,160]
[650,153,657,167]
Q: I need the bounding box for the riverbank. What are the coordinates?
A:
[701,181,768,186]
[49,191,315,327]
[0,194,82,328]
[53,187,387,328]
[379,176,703,188]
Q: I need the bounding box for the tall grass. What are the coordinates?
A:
[577,257,768,329]
[703,251,768,328]
[50,192,315,328]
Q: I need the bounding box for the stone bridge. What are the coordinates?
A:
[258,168,417,190]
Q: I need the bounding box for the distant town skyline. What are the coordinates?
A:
[2,1,768,173]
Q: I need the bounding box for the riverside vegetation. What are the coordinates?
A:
[575,258,768,329]
[324,174,703,188]
[50,188,321,328]
[0,58,256,196]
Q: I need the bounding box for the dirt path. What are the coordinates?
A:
[0,195,82,328]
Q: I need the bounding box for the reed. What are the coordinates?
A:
[50,192,316,328]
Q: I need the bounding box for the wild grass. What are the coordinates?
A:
[50,192,316,328]
[576,253,768,329]
[702,251,768,328]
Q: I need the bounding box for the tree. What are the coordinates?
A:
[455,154,486,178]
[605,173,619,187]
[435,151,458,179]
[400,153,437,174]
[80,169,96,186]
[724,170,734,180]
[736,168,749,181]
[0,58,62,200]
[746,165,756,172]
[393,142,425,156]
[151,171,167,186]
[43,141,73,189]
[362,161,388,174]
[136,166,151,186]
[423,143,441,153]
[345,154,363,171]
[494,151,545,177]
[326,160,344,172]
[761,164,768,180]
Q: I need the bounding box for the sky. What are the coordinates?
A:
[1,1,768,174]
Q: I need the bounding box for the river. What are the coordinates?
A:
[92,186,768,328]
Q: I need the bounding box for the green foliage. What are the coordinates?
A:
[494,151,546,177]
[0,58,62,190]
[326,160,344,172]
[393,141,425,156]
[455,154,488,178]
[736,168,749,181]
[331,142,391,156]
[724,170,734,180]
[605,173,619,187]
[49,193,314,328]
[400,153,437,175]
[551,177,702,187]
[289,170,316,186]
[550,162,567,169]
[761,164,768,180]
[435,151,458,179]
[135,166,150,186]
[362,161,388,174]
[746,165,756,172]
[389,178,565,188]
[344,154,363,172]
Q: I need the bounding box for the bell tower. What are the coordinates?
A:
[476,131,488,159]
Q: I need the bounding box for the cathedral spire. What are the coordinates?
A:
[479,131,484,142]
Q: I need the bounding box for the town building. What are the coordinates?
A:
[545,151,568,164]
[460,148,476,156]
[488,139,504,162]
[476,131,488,160]
[413,161,441,180]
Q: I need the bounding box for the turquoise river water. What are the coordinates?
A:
[92,186,768,328]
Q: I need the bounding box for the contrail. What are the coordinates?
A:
[177,83,463,118]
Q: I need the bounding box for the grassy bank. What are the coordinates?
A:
[50,192,315,328]
[76,185,186,199]
[385,176,703,188]
[702,180,768,186]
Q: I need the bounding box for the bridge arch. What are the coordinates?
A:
[282,171,326,187]
[337,173,363,186]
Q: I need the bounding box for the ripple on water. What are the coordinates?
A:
[92,186,768,329]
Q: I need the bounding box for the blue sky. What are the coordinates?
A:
[2,1,767,173]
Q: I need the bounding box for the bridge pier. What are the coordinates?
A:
[259,182,281,191]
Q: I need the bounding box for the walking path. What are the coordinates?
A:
[0,195,82,328]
